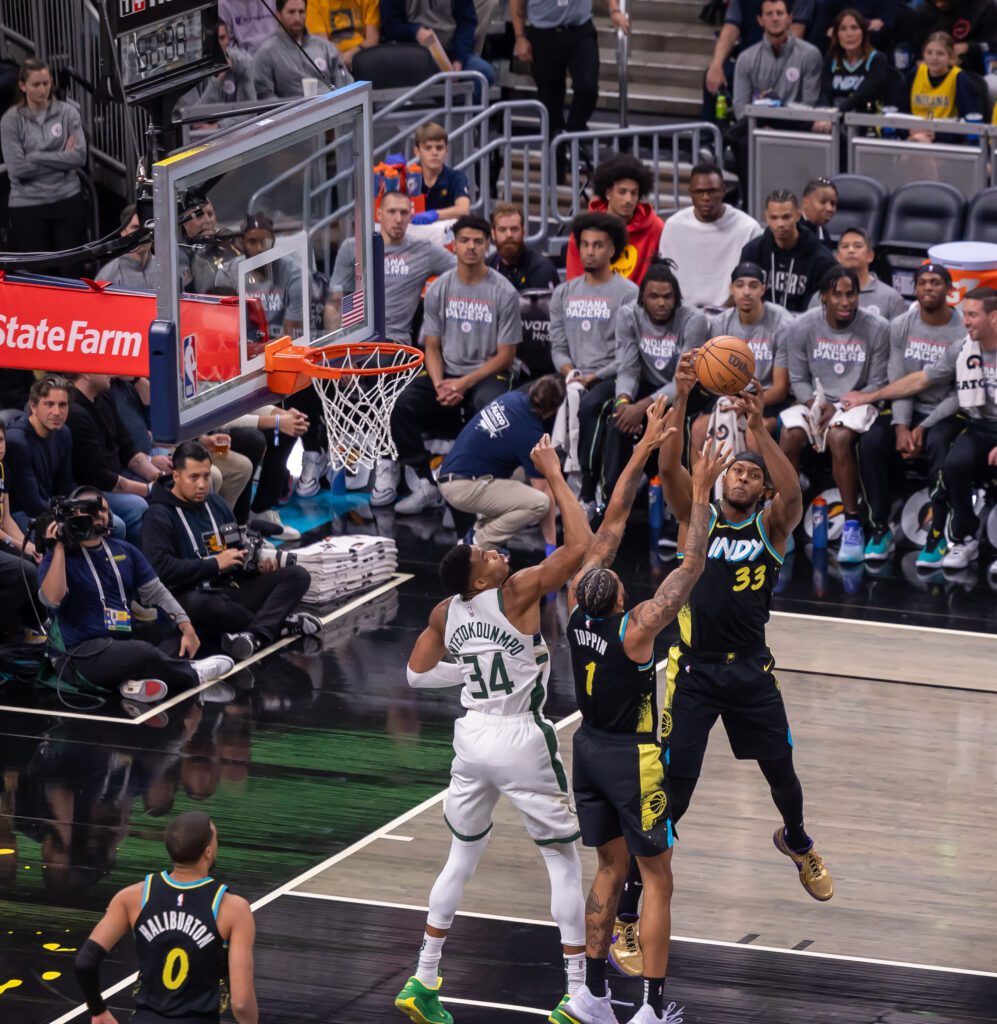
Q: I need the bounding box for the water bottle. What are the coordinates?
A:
[880,105,898,139]
[812,495,828,550]
[648,476,664,532]
[965,112,983,145]
[715,92,728,122]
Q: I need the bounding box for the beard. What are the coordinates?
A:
[724,490,756,513]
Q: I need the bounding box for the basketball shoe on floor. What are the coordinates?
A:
[553,984,618,1024]
[371,458,401,506]
[863,526,893,562]
[942,536,979,570]
[773,828,834,901]
[608,917,643,977]
[256,508,301,541]
[396,478,444,514]
[394,975,453,1024]
[296,451,329,497]
[625,1002,684,1023]
[837,519,864,564]
[916,530,947,568]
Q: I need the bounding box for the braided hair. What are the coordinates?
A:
[575,568,619,618]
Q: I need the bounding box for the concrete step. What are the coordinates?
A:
[597,26,716,54]
[598,47,707,88]
[502,71,704,118]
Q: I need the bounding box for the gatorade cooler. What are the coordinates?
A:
[927,241,997,307]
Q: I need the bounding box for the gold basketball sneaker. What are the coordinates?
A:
[608,916,643,977]
[773,828,834,901]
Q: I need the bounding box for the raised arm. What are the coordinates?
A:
[657,350,696,523]
[623,440,732,661]
[568,399,674,607]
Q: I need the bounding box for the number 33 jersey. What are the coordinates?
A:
[444,588,551,716]
[678,502,784,654]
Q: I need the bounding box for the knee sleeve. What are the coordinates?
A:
[426,835,490,930]
[540,844,586,948]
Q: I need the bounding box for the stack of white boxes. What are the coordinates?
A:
[292,536,399,605]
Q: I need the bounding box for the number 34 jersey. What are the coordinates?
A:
[444,587,551,716]
[678,502,784,654]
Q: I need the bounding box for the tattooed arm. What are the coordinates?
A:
[623,439,732,664]
[567,400,674,609]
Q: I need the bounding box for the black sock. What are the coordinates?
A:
[758,755,809,851]
[644,977,665,1015]
[585,956,606,996]
[617,858,643,921]
[580,472,595,502]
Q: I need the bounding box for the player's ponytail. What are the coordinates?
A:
[575,567,619,618]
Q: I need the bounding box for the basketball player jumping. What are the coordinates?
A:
[660,353,833,896]
[74,811,258,1024]
[396,436,592,1024]
[554,406,731,1024]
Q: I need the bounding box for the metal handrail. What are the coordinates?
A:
[549,123,725,229]
[616,0,630,130]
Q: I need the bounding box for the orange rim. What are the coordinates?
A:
[264,336,424,393]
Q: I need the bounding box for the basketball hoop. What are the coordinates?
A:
[265,337,424,471]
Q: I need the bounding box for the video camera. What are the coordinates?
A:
[219,520,297,573]
[32,496,105,552]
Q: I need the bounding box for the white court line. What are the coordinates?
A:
[381,834,414,842]
[770,610,997,641]
[0,573,411,726]
[283,891,997,981]
[442,996,547,1016]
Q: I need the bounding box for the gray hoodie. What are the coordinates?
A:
[887,306,965,426]
[550,273,638,379]
[253,30,345,99]
[615,303,709,400]
[786,306,889,405]
[0,99,86,206]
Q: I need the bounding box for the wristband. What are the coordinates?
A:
[614,396,631,408]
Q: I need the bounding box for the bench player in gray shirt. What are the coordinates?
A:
[807,227,909,321]
[550,212,638,507]
[327,190,455,344]
[388,215,521,514]
[606,258,708,494]
[845,263,965,566]
[780,266,889,563]
[252,0,344,99]
[841,285,997,573]
[97,205,158,292]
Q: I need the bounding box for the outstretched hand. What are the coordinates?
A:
[674,350,698,399]
[691,437,733,498]
[530,434,562,479]
[730,380,765,428]
[635,397,676,455]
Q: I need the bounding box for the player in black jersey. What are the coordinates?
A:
[656,353,833,901]
[553,399,730,1024]
[74,811,258,1024]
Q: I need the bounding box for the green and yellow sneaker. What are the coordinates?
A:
[549,993,583,1024]
[395,975,454,1024]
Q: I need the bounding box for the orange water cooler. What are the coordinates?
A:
[927,241,997,307]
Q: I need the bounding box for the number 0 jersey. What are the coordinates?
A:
[444,587,551,715]
[678,502,783,654]
[134,872,229,1021]
[568,605,657,735]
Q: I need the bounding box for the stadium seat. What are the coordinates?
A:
[964,187,997,244]
[827,174,889,245]
[516,289,554,381]
[351,43,437,91]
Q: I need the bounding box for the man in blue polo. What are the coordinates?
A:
[437,375,566,550]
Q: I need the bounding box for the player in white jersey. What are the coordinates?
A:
[395,436,593,1024]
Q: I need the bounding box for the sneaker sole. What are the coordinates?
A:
[863,550,891,563]
[222,638,256,661]
[548,1006,582,1024]
[394,996,450,1024]
[296,481,321,497]
[608,947,644,978]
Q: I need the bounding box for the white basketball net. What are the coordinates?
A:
[307,343,422,471]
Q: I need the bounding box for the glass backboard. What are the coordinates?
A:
[149,82,378,441]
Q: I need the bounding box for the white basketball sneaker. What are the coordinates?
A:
[555,984,618,1024]
[370,458,401,507]
[625,1003,684,1023]
[296,450,329,497]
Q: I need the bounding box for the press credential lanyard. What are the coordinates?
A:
[176,504,223,555]
[81,540,131,632]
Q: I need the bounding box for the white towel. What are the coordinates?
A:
[705,398,746,500]
[809,378,831,453]
[552,379,586,472]
[955,337,987,409]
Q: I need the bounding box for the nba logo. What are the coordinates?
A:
[183,334,197,400]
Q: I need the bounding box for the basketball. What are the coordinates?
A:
[695,336,756,396]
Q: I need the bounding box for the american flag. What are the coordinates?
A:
[341,289,366,329]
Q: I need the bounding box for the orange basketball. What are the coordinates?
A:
[695,336,755,396]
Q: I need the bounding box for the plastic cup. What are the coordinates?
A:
[301,77,321,98]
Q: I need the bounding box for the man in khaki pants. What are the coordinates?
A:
[437,375,566,549]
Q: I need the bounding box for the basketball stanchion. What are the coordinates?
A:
[264,336,424,471]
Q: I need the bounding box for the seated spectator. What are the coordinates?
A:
[180,19,256,109]
[551,212,639,511]
[700,261,792,445]
[779,266,889,562]
[609,259,709,492]
[730,0,822,196]
[437,375,566,550]
[815,9,889,123]
[219,0,278,54]
[704,0,815,104]
[901,32,984,143]
[487,202,559,291]
[409,122,472,224]
[897,0,997,77]
[799,178,838,248]
[739,189,836,313]
[386,215,521,513]
[179,191,238,293]
[141,441,319,660]
[306,0,379,68]
[849,263,965,564]
[253,0,345,100]
[565,154,664,284]
[67,373,163,545]
[658,163,761,308]
[812,227,908,320]
[38,488,234,700]
[0,58,87,270]
[0,420,44,639]
[96,204,157,292]
[380,0,496,86]
[816,0,895,53]
[5,377,75,531]
[841,285,996,573]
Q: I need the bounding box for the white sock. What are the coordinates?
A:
[415,933,446,987]
[564,951,585,995]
